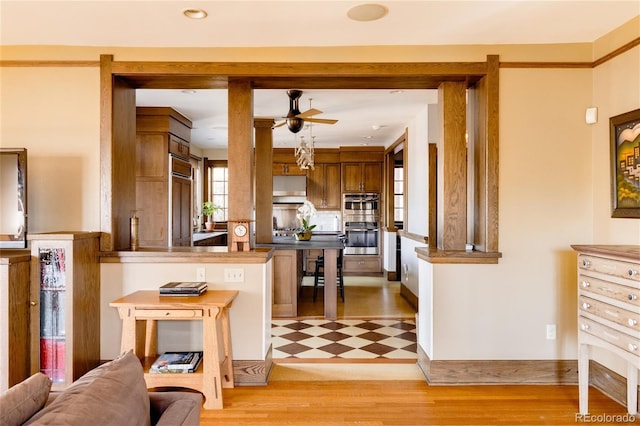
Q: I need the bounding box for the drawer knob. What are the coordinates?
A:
[582,302,591,310]
[581,281,590,288]
[628,318,638,327]
[629,294,638,301]
[581,324,590,331]
[581,259,591,267]
[628,343,638,352]
[629,269,638,277]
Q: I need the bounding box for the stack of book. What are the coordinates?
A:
[159,281,207,296]
[149,351,203,374]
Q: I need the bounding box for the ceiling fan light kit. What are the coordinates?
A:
[273,90,339,170]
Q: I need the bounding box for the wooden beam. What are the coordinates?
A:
[437,81,467,251]
[254,118,274,244]
[227,81,254,246]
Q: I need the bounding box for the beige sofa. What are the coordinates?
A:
[0,350,202,426]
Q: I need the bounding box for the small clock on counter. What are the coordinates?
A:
[228,220,252,252]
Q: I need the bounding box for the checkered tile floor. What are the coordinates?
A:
[272,319,417,360]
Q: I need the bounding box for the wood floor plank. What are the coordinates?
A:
[201,381,631,425]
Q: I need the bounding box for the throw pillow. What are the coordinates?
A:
[0,372,51,426]
[24,350,151,426]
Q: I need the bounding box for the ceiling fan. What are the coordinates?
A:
[273,89,338,133]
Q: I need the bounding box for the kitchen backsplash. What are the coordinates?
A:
[309,211,341,232]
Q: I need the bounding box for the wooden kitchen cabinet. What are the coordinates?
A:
[307,163,341,209]
[341,162,382,193]
[0,250,31,392]
[136,107,192,247]
[272,163,307,176]
[343,255,382,275]
[28,232,101,390]
[272,250,303,317]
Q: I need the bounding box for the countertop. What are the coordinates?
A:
[258,235,345,250]
[192,231,227,243]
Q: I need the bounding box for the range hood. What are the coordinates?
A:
[273,176,306,203]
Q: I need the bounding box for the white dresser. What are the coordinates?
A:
[572,245,640,415]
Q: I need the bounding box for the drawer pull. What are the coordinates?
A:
[582,302,591,310]
[581,281,590,288]
[629,269,638,277]
[629,294,638,301]
[581,259,590,267]
[580,323,590,331]
[628,319,638,327]
[628,343,638,352]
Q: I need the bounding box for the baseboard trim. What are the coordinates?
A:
[232,345,273,386]
[416,345,578,385]
[590,359,640,411]
[400,283,418,311]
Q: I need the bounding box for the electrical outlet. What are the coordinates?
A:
[224,268,244,283]
[196,267,206,282]
[546,324,556,340]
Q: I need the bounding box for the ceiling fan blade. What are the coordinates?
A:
[272,120,287,128]
[305,118,338,125]
[296,108,323,119]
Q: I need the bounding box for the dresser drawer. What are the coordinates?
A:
[133,309,203,319]
[579,296,640,331]
[579,274,640,307]
[578,254,640,283]
[579,317,640,357]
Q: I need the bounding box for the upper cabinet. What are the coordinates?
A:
[272,148,307,176]
[341,162,382,193]
[307,163,341,209]
[272,162,307,176]
[339,147,384,194]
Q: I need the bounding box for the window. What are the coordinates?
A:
[393,166,404,224]
[206,160,228,222]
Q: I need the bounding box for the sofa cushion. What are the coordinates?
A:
[0,372,51,426]
[24,350,151,426]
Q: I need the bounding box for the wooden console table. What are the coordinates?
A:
[110,290,238,409]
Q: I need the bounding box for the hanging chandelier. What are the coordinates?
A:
[294,99,316,170]
[294,126,315,170]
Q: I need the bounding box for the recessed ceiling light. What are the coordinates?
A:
[181,89,196,94]
[183,8,208,19]
[347,4,388,22]
[389,90,404,95]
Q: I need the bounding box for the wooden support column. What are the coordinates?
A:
[254,118,274,244]
[100,54,136,251]
[437,81,467,251]
[227,81,254,245]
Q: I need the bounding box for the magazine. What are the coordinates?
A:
[149,351,202,373]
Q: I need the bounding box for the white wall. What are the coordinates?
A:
[100,261,272,361]
[0,67,101,234]
[405,105,430,237]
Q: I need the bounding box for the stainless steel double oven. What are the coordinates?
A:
[342,193,380,255]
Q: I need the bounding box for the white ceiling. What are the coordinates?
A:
[2,1,638,149]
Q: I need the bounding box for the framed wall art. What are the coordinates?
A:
[610,108,640,218]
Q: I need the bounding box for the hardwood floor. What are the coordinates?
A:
[201,381,630,425]
[297,276,416,318]
[199,277,631,424]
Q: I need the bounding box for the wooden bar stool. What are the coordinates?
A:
[313,249,344,302]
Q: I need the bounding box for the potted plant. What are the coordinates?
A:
[294,200,317,241]
[202,201,221,231]
[294,218,316,241]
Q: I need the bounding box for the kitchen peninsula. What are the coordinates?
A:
[258,235,345,319]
